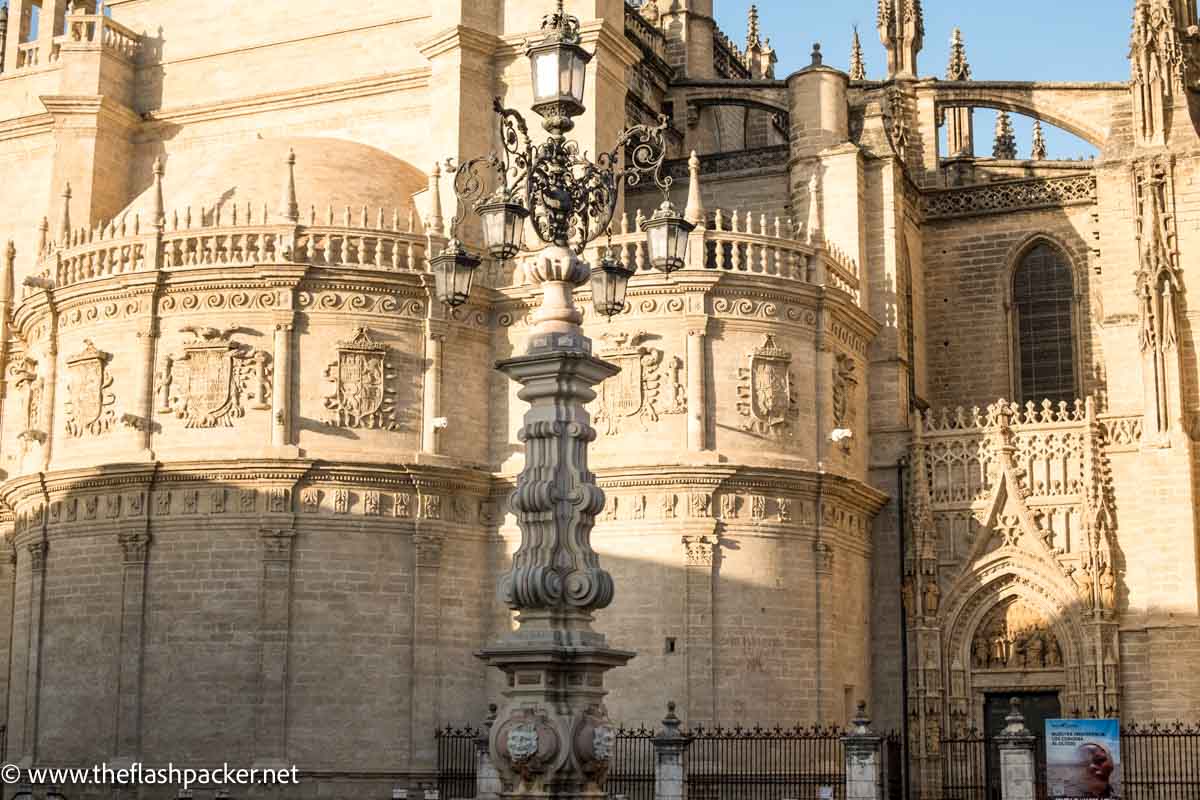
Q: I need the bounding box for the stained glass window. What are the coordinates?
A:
[1013,242,1077,405]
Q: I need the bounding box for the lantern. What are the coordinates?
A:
[430,241,482,308]
[641,201,695,274]
[590,251,635,318]
[527,4,592,125]
[478,199,530,261]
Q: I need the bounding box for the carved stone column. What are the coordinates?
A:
[422,322,446,455]
[410,520,444,772]
[480,245,633,800]
[682,534,716,726]
[254,527,295,768]
[135,321,157,456]
[271,321,294,448]
[115,530,151,763]
[685,319,708,451]
[814,538,835,721]
[0,538,15,757]
[20,539,47,767]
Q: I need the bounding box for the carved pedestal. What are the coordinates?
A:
[485,326,634,799]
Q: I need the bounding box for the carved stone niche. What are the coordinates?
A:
[971,597,1063,672]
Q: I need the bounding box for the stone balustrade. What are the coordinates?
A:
[29,201,444,294]
[7,14,140,73]
[623,4,668,66]
[61,14,142,61]
[15,41,41,69]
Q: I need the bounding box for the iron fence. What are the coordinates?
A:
[607,725,657,800]
[686,724,846,800]
[437,722,850,800]
[435,725,480,800]
[939,728,990,800]
[1122,722,1200,800]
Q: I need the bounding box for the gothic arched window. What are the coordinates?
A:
[1012,242,1077,405]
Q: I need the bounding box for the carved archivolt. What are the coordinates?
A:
[155,326,272,428]
[593,331,684,435]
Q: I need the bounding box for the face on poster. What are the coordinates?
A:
[1046,719,1121,798]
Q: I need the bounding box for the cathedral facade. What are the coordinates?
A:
[0,0,1196,796]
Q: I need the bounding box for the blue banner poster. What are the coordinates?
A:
[1046,718,1121,798]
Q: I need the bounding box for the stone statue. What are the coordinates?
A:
[924,578,941,616]
[1047,638,1062,667]
[1100,565,1116,612]
[902,575,915,618]
[1026,632,1045,668]
[1075,568,1095,609]
[991,634,1007,666]
[972,637,989,669]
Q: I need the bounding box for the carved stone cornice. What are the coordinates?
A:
[417,25,503,60]
[39,94,142,133]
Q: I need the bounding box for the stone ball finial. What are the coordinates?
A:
[811,43,823,66]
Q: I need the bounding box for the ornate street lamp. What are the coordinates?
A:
[428,2,702,798]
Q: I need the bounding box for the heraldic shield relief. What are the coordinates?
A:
[323,327,399,430]
[156,326,272,428]
[64,340,117,437]
[736,334,798,437]
[594,331,685,435]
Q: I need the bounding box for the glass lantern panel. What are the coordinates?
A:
[481,207,505,253]
[569,56,586,104]
[534,51,558,101]
[647,224,668,264]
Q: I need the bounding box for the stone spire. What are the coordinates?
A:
[1130,0,1194,147]
[152,156,166,229]
[946,27,970,81]
[58,182,72,247]
[849,27,866,80]
[280,148,299,223]
[747,4,761,49]
[743,5,776,79]
[877,0,924,79]
[992,111,1017,159]
[684,151,706,229]
[1031,120,1048,160]
[427,162,444,237]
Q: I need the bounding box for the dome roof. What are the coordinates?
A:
[122,137,428,225]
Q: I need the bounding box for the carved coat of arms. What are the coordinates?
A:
[736,334,798,436]
[323,327,399,429]
[156,326,271,428]
[594,331,685,435]
[64,340,116,437]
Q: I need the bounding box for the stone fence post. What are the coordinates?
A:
[842,702,883,800]
[652,701,691,800]
[996,698,1037,800]
[475,704,501,800]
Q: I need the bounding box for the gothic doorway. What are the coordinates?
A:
[984,692,1060,799]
